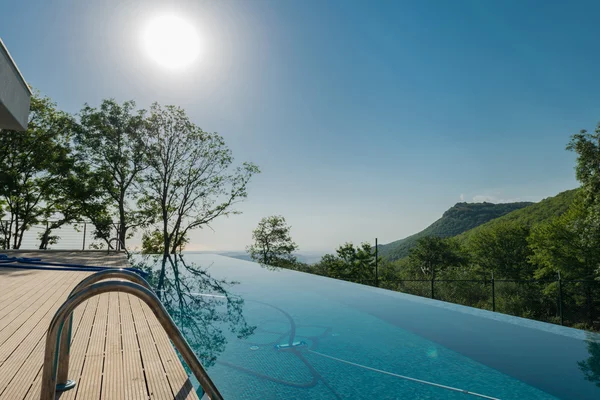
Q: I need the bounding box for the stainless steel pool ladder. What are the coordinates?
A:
[39,269,224,400]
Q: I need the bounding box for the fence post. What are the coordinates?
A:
[82,223,86,251]
[431,278,435,299]
[491,272,495,312]
[375,238,379,287]
[558,271,564,326]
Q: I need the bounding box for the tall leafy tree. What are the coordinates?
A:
[75,99,149,249]
[37,161,111,249]
[567,126,600,252]
[529,200,600,325]
[141,229,189,254]
[0,93,74,249]
[529,199,600,281]
[247,215,298,268]
[141,103,259,259]
[468,221,534,280]
[567,126,600,208]
[408,236,465,280]
[315,242,379,283]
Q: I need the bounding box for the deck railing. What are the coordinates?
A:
[0,220,122,251]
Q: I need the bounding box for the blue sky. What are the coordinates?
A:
[2,0,596,252]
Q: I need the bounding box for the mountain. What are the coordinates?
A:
[378,201,533,261]
[457,189,579,243]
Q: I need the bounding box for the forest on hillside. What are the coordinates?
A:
[377,201,534,260]
[247,130,600,331]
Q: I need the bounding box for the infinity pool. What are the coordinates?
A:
[139,253,600,399]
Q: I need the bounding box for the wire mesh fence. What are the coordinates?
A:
[0,220,122,251]
[345,276,600,330]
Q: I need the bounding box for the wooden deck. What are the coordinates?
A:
[0,251,198,400]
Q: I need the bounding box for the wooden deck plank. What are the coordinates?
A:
[0,272,61,330]
[0,273,78,362]
[0,251,200,400]
[71,291,109,400]
[100,292,124,400]
[0,271,61,322]
[0,272,82,373]
[140,303,196,400]
[41,296,101,400]
[0,270,52,306]
[119,292,149,400]
[0,287,91,400]
[129,296,174,399]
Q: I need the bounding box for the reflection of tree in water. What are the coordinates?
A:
[133,254,255,367]
[578,334,600,388]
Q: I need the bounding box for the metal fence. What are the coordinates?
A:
[0,220,122,251]
[350,275,600,329]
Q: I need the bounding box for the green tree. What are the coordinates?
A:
[408,236,464,280]
[529,200,600,281]
[141,103,259,259]
[567,126,600,212]
[529,200,600,325]
[247,216,298,269]
[0,93,74,249]
[314,242,379,283]
[141,229,188,254]
[37,162,111,249]
[468,221,534,280]
[75,99,149,249]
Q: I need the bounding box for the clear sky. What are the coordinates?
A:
[2,0,597,252]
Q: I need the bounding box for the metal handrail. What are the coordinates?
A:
[40,280,224,400]
[56,269,152,389]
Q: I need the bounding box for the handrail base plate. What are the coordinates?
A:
[56,380,76,392]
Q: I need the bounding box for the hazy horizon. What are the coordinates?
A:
[4,0,594,252]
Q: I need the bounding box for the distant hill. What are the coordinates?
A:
[378,201,533,261]
[457,189,579,243]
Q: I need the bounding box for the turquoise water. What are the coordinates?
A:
[137,254,600,399]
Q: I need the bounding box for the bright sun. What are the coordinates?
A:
[142,15,201,70]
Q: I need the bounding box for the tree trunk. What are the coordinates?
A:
[15,223,25,249]
[117,189,128,250]
[12,215,19,249]
[118,210,127,250]
[39,229,50,250]
[157,255,168,300]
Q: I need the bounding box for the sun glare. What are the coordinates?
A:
[142,14,201,70]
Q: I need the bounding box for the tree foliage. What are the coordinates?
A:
[408,236,464,279]
[567,126,600,210]
[75,99,149,248]
[459,189,579,243]
[0,93,75,248]
[529,199,600,281]
[141,229,188,254]
[247,215,298,269]
[379,201,533,261]
[468,221,534,280]
[312,242,380,283]
[141,103,259,257]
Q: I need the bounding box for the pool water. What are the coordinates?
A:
[136,254,600,400]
